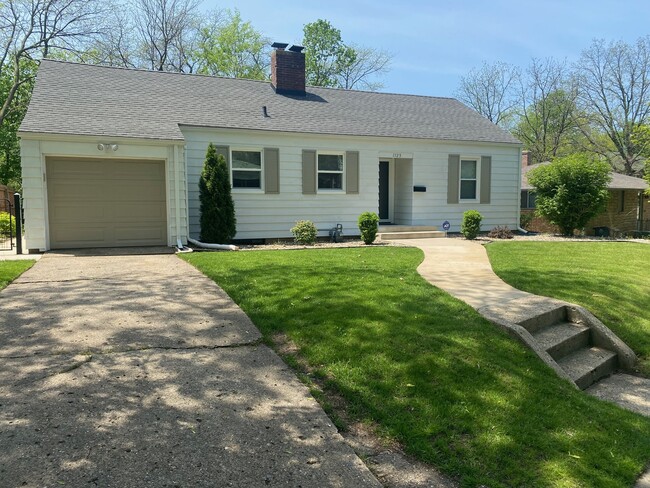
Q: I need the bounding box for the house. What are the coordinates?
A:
[520,152,650,235]
[19,44,522,251]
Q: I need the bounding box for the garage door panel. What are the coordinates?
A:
[47,158,167,249]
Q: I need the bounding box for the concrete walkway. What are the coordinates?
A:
[0,250,380,487]
[396,238,650,488]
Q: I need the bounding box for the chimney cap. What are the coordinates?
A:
[272,42,289,50]
[288,45,304,53]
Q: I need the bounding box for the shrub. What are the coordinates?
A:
[199,143,236,243]
[291,220,318,245]
[520,212,534,230]
[488,226,513,239]
[461,210,482,240]
[0,212,16,236]
[358,211,379,245]
[527,154,611,236]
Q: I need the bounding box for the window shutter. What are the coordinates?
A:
[447,154,460,204]
[345,151,359,194]
[214,145,230,172]
[302,150,317,194]
[264,148,280,194]
[480,156,492,204]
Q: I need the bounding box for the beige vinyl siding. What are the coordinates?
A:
[182,127,520,238]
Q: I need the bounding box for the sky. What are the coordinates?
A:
[202,0,650,98]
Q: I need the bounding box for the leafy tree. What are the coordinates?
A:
[0,58,36,190]
[575,37,650,175]
[528,154,611,236]
[196,9,269,79]
[0,0,104,126]
[302,19,390,91]
[513,58,581,164]
[455,61,520,128]
[199,143,236,243]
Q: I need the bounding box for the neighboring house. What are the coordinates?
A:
[521,152,650,235]
[0,185,15,214]
[19,45,521,251]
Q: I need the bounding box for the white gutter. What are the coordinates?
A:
[187,237,238,251]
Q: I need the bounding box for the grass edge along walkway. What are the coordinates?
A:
[182,247,650,488]
[0,260,35,291]
[486,241,650,376]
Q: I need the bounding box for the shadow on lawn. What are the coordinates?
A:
[187,248,650,488]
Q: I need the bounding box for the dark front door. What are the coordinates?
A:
[378,161,390,221]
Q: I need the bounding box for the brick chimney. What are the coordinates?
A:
[521,150,530,168]
[271,43,306,96]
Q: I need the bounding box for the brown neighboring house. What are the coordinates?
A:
[520,152,650,235]
[0,185,15,214]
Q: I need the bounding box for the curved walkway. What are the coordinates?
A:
[397,238,650,488]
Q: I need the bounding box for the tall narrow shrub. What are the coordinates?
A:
[461,210,482,240]
[199,143,236,243]
[358,211,379,244]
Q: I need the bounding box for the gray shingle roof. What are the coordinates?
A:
[522,162,648,190]
[20,60,521,145]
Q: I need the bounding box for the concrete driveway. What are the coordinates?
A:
[0,250,380,488]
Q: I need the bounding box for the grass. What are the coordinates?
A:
[486,242,650,376]
[182,247,650,488]
[0,260,34,290]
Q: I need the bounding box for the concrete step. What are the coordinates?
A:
[532,322,591,360]
[379,231,447,240]
[557,347,618,390]
[378,225,438,232]
[518,305,567,334]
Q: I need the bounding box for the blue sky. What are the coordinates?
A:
[205,0,650,97]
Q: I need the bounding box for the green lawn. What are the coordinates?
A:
[0,260,34,290]
[487,242,650,376]
[182,247,650,488]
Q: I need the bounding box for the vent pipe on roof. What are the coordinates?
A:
[271,41,306,97]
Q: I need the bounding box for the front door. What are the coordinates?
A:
[378,161,390,221]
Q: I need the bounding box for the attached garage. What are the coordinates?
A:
[46,158,168,249]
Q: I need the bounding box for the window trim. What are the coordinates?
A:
[317,151,346,192]
[230,148,264,192]
[459,157,480,201]
[521,190,537,209]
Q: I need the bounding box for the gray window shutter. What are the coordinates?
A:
[264,148,280,194]
[447,154,460,204]
[346,151,359,194]
[302,149,317,194]
[480,156,492,204]
[214,145,230,172]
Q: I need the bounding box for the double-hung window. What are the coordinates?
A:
[232,150,262,189]
[317,153,344,190]
[460,159,478,200]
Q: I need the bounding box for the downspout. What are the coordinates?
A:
[187,237,238,251]
[639,191,645,232]
[174,144,183,247]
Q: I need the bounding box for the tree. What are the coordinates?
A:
[199,143,236,243]
[528,154,611,236]
[575,37,650,175]
[0,0,104,126]
[513,58,581,164]
[0,58,36,189]
[455,61,520,128]
[132,0,201,72]
[302,19,390,91]
[196,9,269,79]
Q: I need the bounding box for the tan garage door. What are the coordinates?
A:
[47,158,167,249]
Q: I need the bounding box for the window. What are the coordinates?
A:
[317,153,344,190]
[232,150,262,189]
[460,159,477,200]
[521,190,537,209]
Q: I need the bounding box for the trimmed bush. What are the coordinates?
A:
[358,211,379,245]
[488,226,513,239]
[0,212,16,236]
[199,143,237,243]
[291,220,318,245]
[461,210,482,240]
